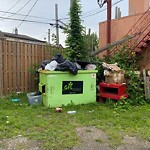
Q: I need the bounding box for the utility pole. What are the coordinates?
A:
[55,4,59,46]
[48,29,50,44]
[107,0,112,46]
[97,0,112,55]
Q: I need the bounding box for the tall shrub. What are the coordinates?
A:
[65,0,86,61]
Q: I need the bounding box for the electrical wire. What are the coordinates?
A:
[17,0,39,28]
[59,0,123,20]
[0,16,53,25]
[0,0,124,30]
[0,10,52,20]
[82,0,123,16]
[59,17,69,20]
[82,8,100,16]
[0,16,65,30]
[82,0,123,18]
[59,6,102,20]
[7,0,32,18]
[1,0,22,17]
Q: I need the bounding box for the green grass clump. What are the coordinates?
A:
[0,93,150,149]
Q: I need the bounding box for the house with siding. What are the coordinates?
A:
[0,28,46,45]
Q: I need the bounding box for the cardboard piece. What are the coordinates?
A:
[102,62,125,84]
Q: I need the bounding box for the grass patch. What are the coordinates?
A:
[0,93,150,149]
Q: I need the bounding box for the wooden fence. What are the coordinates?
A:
[143,69,150,99]
[0,39,58,96]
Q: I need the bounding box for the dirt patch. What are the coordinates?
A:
[0,127,150,150]
[117,135,150,150]
[72,126,112,150]
[72,126,150,150]
[0,136,41,150]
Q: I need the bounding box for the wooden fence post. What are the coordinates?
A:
[143,69,147,98]
[146,76,150,99]
[143,69,150,99]
[0,39,4,96]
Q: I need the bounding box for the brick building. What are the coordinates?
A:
[98,0,150,63]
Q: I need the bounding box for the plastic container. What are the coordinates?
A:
[39,70,98,108]
[67,111,76,114]
[11,98,20,102]
[27,92,42,105]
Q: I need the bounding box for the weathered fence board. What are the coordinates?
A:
[143,69,150,99]
[0,39,4,96]
[0,39,63,96]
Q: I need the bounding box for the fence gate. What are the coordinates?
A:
[143,69,150,99]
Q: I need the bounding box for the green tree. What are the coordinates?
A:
[46,33,63,58]
[65,0,87,61]
[84,32,99,55]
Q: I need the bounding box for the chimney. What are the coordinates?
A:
[115,7,118,19]
[115,7,121,19]
[15,28,18,34]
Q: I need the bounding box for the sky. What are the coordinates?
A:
[0,0,128,46]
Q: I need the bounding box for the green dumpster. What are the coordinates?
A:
[39,70,98,108]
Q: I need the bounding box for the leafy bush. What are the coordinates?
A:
[28,63,40,85]
[103,45,146,106]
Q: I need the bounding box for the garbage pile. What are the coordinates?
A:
[102,62,126,84]
[40,53,96,75]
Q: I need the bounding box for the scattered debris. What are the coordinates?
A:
[55,107,62,113]
[11,98,20,102]
[102,62,125,84]
[67,111,76,114]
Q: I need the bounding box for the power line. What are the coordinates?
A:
[17,0,39,28]
[0,10,52,20]
[0,16,65,30]
[82,0,123,18]
[7,0,32,18]
[0,16,52,25]
[0,0,124,30]
[1,0,22,17]
[82,8,100,16]
[82,0,123,16]
[59,17,69,20]
[59,0,123,20]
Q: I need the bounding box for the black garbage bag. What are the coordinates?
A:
[76,60,89,69]
[55,60,78,75]
[41,60,51,70]
[51,53,65,64]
